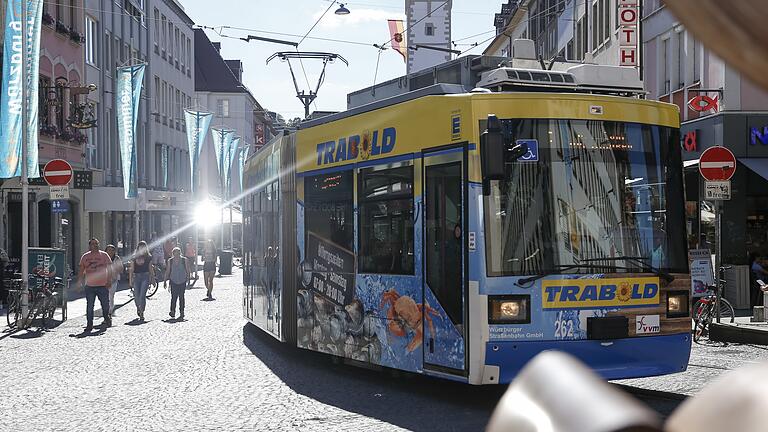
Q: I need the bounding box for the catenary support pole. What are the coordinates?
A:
[20,0,30,324]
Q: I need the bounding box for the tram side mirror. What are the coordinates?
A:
[507,141,529,162]
[481,114,505,196]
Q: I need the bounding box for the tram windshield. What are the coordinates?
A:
[484,119,688,277]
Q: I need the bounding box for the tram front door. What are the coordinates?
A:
[422,145,467,374]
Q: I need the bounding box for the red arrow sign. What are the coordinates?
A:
[43,159,73,186]
[699,146,736,181]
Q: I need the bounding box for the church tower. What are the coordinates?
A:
[405,0,453,74]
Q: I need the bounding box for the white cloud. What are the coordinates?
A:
[315,8,406,29]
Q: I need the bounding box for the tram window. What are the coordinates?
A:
[358,166,414,275]
[305,171,354,252]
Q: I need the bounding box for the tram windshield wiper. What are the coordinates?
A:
[516,263,627,287]
[579,256,674,283]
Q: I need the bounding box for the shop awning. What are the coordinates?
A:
[739,158,768,181]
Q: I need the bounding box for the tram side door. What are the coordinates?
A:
[422,146,467,374]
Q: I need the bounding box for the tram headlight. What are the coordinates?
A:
[489,295,530,324]
[666,291,689,318]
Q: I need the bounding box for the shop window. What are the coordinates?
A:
[358,165,414,274]
[305,171,353,252]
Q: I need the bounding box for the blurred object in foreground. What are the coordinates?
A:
[663,1,768,91]
[486,351,662,432]
[665,361,768,432]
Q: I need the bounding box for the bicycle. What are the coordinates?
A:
[6,274,62,330]
[693,267,736,342]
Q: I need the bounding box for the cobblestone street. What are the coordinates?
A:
[2,269,768,431]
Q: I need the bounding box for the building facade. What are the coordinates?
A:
[406,0,452,75]
[82,0,153,258]
[0,0,88,270]
[485,0,635,76]
[642,1,768,308]
[145,0,195,242]
[80,0,196,258]
[194,29,264,201]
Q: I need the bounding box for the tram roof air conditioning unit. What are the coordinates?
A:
[476,67,578,91]
[566,64,644,93]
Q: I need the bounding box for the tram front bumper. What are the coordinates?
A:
[484,333,691,384]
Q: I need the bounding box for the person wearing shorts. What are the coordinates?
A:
[203,239,217,300]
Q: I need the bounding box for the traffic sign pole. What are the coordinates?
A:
[699,146,735,324]
[20,0,30,327]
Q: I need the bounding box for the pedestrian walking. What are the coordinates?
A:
[203,239,218,300]
[164,247,189,320]
[78,238,113,332]
[105,245,123,316]
[184,237,198,282]
[129,241,155,321]
[151,234,165,270]
[164,236,177,262]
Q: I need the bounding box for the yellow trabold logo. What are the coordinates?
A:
[541,277,660,309]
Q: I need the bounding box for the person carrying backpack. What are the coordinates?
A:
[164,247,189,320]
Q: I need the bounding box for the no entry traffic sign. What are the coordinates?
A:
[699,146,736,181]
[43,159,73,186]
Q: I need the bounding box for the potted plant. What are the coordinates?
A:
[42,12,54,27]
[55,20,68,34]
[59,127,74,142]
[39,124,59,138]
[69,28,84,44]
[73,130,88,145]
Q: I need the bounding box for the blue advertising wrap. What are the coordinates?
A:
[0,0,43,179]
[184,110,212,193]
[211,127,235,197]
[115,64,145,199]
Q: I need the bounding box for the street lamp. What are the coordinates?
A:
[334,3,350,15]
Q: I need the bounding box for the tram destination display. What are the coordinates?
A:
[306,232,354,306]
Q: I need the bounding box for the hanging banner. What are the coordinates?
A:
[387,19,407,62]
[0,0,44,179]
[238,144,249,191]
[184,109,212,194]
[227,136,241,190]
[115,63,145,199]
[161,145,169,189]
[211,127,235,198]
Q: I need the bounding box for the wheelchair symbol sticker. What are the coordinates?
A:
[516,139,539,162]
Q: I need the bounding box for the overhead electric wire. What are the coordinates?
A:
[292,1,340,112]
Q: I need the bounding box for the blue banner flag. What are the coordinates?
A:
[227,136,241,189]
[0,0,44,179]
[115,64,145,199]
[184,110,212,194]
[211,127,235,198]
[238,145,249,191]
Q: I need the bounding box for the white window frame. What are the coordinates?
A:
[85,16,97,65]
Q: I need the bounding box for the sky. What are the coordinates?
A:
[180,0,502,121]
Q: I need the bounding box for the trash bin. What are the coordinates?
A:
[219,250,233,275]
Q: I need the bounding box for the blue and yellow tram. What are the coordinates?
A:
[241,65,690,384]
